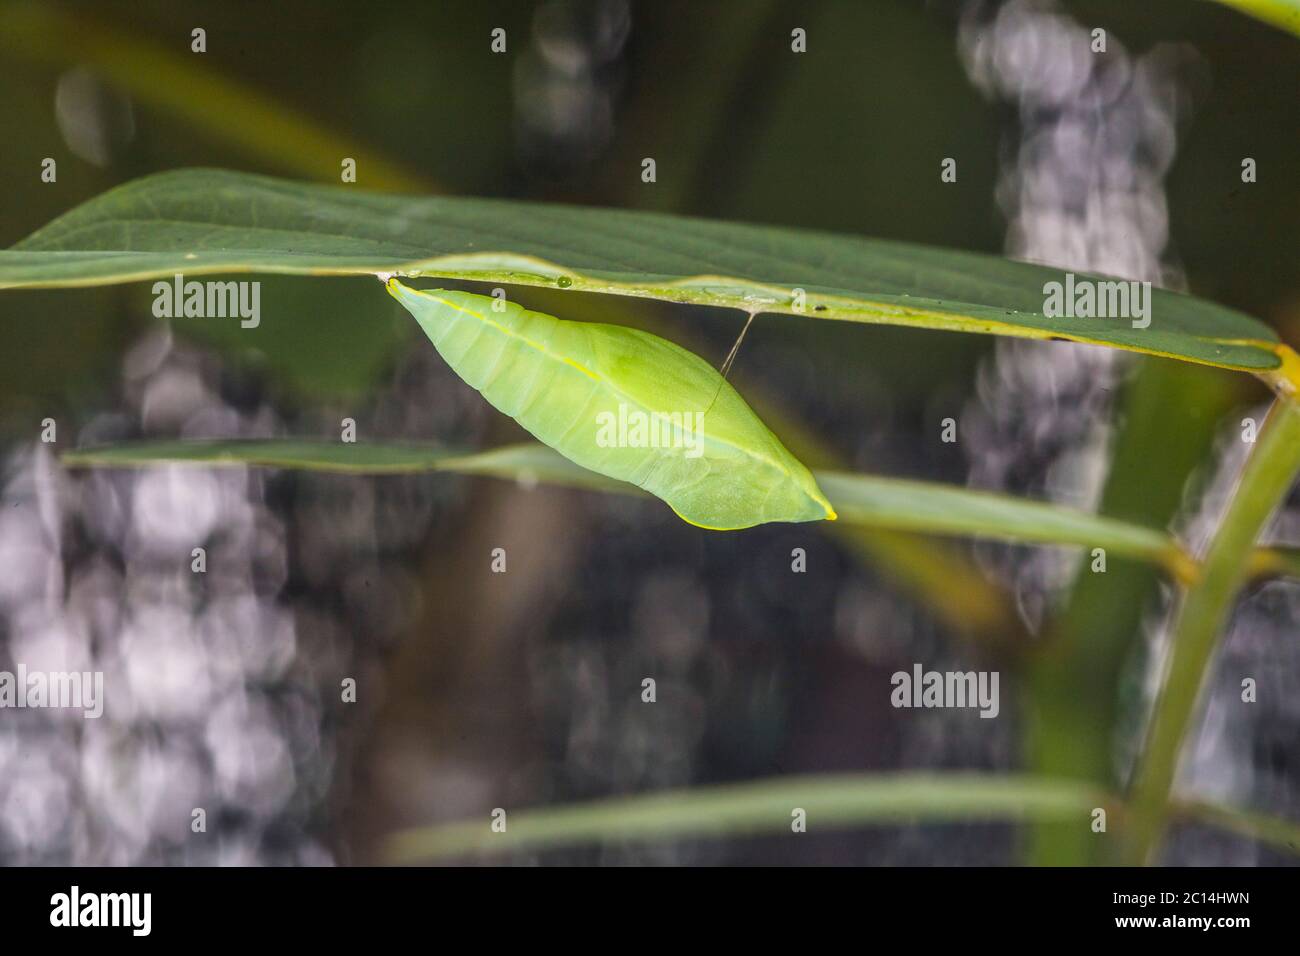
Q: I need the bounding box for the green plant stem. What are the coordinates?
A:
[1027,361,1238,866]
[1249,545,1300,580]
[1174,799,1300,855]
[1126,396,1300,864]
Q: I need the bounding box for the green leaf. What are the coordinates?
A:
[59,439,1190,573]
[381,772,1112,862]
[1206,0,1300,38]
[816,471,1188,576]
[1,170,1290,387]
[60,439,498,474]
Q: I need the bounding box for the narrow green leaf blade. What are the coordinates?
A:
[59,439,468,474]
[60,439,1186,570]
[59,439,639,488]
[817,471,1185,570]
[381,772,1112,862]
[1,170,1284,378]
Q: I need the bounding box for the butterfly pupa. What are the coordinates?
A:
[387,280,835,530]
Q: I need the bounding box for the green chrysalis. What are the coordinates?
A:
[386,280,835,530]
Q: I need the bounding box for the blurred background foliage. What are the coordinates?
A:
[0,0,1297,865]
